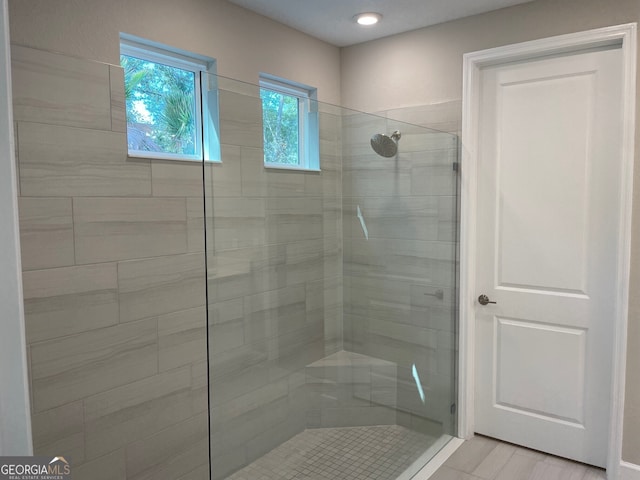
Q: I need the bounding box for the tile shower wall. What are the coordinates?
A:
[342,113,458,437]
[205,82,343,479]
[11,43,454,480]
[13,45,345,479]
[13,45,209,479]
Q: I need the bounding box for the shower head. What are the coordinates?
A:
[370,130,401,157]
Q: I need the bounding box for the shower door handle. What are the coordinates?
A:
[478,294,496,306]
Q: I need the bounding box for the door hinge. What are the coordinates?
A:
[452,162,459,172]
[450,403,457,415]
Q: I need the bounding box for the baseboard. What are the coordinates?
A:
[620,461,640,480]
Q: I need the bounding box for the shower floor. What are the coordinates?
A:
[225,425,437,480]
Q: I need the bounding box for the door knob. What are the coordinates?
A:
[478,294,497,306]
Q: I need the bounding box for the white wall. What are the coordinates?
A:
[8,0,342,104]
[342,0,640,465]
[341,0,640,113]
[0,0,32,456]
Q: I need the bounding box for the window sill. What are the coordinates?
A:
[127,152,221,164]
[264,164,320,173]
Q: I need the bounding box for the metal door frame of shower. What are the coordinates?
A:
[458,23,637,480]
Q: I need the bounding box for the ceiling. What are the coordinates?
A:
[226,0,534,47]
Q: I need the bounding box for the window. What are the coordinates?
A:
[120,35,219,162]
[259,75,319,170]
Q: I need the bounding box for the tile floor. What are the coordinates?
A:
[225,428,606,480]
[226,425,437,480]
[431,434,607,480]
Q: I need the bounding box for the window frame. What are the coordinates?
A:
[259,74,319,171]
[120,36,218,162]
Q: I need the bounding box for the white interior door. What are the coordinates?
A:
[474,46,623,467]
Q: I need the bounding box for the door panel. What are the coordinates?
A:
[475,48,623,467]
[497,71,591,293]
[495,317,586,424]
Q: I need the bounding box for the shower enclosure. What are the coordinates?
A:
[203,74,459,479]
[11,43,457,479]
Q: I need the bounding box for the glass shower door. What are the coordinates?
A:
[342,114,459,478]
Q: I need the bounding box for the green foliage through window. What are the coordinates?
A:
[260,88,300,166]
[121,54,198,156]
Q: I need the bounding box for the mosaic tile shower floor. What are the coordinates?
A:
[225,425,436,480]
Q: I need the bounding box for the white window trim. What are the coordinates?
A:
[259,74,319,171]
[120,38,211,73]
[119,35,219,163]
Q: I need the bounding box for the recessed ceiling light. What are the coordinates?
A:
[354,12,382,26]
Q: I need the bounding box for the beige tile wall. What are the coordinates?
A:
[14,43,452,480]
[14,45,344,480]
[13,45,209,479]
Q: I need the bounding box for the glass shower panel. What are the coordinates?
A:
[204,73,458,480]
[343,114,459,474]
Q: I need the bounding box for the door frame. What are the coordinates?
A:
[459,23,637,478]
